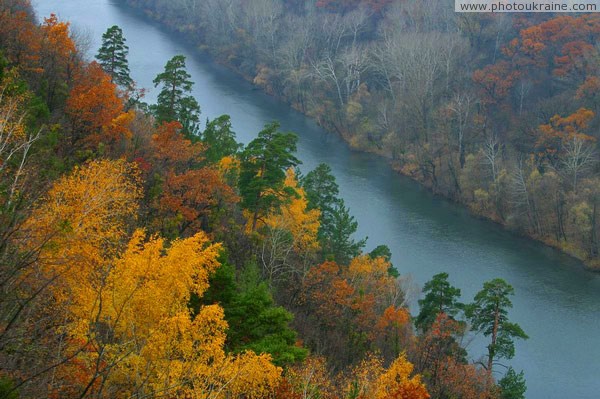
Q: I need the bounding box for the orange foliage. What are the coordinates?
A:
[151,121,204,168]
[576,76,600,102]
[434,357,497,399]
[302,255,408,361]
[472,61,519,105]
[537,108,596,155]
[66,62,131,148]
[0,3,41,69]
[149,121,237,236]
[504,15,600,79]
[160,167,237,230]
[41,14,76,60]
[412,314,496,399]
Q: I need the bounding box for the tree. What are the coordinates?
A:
[301,163,366,264]
[369,244,398,277]
[300,256,407,366]
[276,356,336,399]
[498,367,527,399]
[15,157,282,397]
[239,121,300,230]
[466,279,528,373]
[200,114,242,163]
[152,55,200,136]
[303,163,340,215]
[95,25,133,88]
[147,120,237,237]
[302,163,340,233]
[199,261,307,366]
[260,169,321,283]
[65,61,131,149]
[39,14,76,109]
[415,272,463,332]
[227,275,307,365]
[321,200,366,264]
[373,353,430,399]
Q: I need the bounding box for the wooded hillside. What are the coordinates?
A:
[124,0,600,268]
[0,1,527,397]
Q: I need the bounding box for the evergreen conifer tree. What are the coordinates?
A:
[96,25,133,88]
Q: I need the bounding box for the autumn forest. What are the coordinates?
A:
[2,0,598,398]
[123,0,600,269]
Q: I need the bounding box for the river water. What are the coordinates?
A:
[34,1,600,397]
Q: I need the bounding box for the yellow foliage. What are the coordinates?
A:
[373,354,430,399]
[218,154,240,174]
[343,353,429,399]
[22,159,281,398]
[221,351,282,399]
[262,168,321,253]
[284,356,336,399]
[22,159,141,305]
[347,255,400,306]
[344,353,384,398]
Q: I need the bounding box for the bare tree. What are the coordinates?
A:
[345,6,372,47]
[560,136,597,192]
[311,53,345,106]
[515,79,532,116]
[243,0,282,62]
[482,134,501,183]
[511,159,540,234]
[339,44,369,101]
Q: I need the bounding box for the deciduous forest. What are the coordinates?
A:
[0,0,549,397]
[123,0,600,269]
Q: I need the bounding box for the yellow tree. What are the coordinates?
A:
[56,229,281,398]
[373,354,430,399]
[344,353,429,399]
[22,159,141,306]
[14,159,280,398]
[259,168,320,283]
[4,159,140,397]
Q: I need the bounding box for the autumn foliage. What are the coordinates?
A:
[66,61,133,148]
[0,3,533,398]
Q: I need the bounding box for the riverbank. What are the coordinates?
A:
[117,1,599,271]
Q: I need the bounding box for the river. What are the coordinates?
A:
[33,1,600,397]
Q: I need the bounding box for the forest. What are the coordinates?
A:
[0,0,532,398]
[121,0,600,269]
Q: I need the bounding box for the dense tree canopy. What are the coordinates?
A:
[0,2,532,398]
[124,0,600,269]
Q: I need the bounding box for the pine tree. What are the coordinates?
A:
[95,25,133,88]
[152,55,201,136]
[499,367,527,399]
[239,122,300,231]
[466,279,528,373]
[415,272,463,331]
[302,163,366,264]
[201,115,242,163]
[323,201,366,264]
